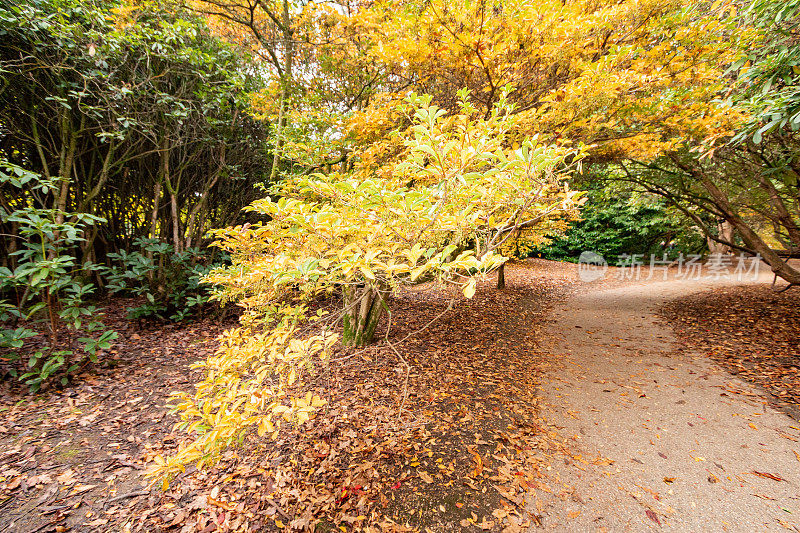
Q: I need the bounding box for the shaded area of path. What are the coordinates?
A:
[535,276,800,532]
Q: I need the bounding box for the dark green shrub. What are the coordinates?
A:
[105,238,222,322]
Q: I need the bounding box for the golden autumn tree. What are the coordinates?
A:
[332,0,745,276]
[149,90,584,482]
[183,0,749,176]
[347,0,745,151]
[187,0,392,177]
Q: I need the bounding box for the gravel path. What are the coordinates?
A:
[534,274,800,532]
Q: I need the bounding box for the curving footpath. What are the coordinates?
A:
[532,274,800,532]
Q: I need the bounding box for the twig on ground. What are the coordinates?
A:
[107,489,149,503]
[383,297,455,421]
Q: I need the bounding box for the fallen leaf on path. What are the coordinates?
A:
[751,471,784,482]
[70,483,96,495]
[645,510,661,525]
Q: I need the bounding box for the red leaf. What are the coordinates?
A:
[645,510,661,525]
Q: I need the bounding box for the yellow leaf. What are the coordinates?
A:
[463,279,476,299]
[311,395,326,407]
[410,265,427,281]
[359,265,375,280]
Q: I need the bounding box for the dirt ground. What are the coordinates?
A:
[1,260,799,532]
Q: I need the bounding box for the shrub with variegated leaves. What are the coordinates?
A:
[149,89,584,485]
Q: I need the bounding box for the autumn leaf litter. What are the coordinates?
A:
[0,261,587,532]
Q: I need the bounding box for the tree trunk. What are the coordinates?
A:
[268,0,295,181]
[78,141,115,212]
[342,285,386,346]
[699,174,800,284]
[669,154,800,285]
[496,262,506,289]
[754,169,800,251]
[54,111,83,226]
[706,220,733,255]
[146,179,162,282]
[169,191,181,253]
[184,144,223,249]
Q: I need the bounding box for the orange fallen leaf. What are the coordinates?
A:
[70,484,96,496]
[207,497,235,510]
[467,446,483,477]
[751,471,784,482]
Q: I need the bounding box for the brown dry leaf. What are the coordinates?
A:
[167,509,187,528]
[2,476,22,491]
[56,469,76,485]
[477,517,494,530]
[467,446,484,477]
[418,470,434,484]
[492,508,508,520]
